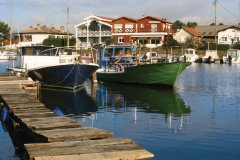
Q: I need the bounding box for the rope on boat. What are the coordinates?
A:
[40,63,77,86]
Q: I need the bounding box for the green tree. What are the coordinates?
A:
[163,35,179,47]
[186,22,198,28]
[184,37,200,49]
[0,21,10,39]
[42,37,76,47]
[172,20,185,31]
[0,21,11,45]
[104,38,114,45]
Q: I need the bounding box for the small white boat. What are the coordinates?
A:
[202,50,219,63]
[222,49,240,64]
[180,48,199,62]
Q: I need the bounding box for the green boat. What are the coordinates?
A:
[97,45,190,87]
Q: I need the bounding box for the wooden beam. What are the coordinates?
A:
[35,127,113,142]
[32,149,154,160]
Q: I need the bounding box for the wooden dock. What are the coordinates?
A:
[0,74,154,160]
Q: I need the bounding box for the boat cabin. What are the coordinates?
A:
[98,45,136,69]
[183,48,199,62]
[12,45,80,71]
[19,45,57,56]
[226,49,240,63]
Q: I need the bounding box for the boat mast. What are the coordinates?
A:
[67,7,70,48]
[238,3,240,27]
[9,0,13,48]
[214,0,217,49]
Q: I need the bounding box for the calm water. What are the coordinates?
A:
[1,61,240,160]
[0,60,19,160]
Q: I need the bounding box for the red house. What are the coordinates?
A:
[111,16,173,47]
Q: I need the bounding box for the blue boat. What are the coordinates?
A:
[27,63,99,90]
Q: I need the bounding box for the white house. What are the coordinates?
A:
[218,26,240,45]
[174,27,201,43]
[15,24,72,47]
[75,15,113,49]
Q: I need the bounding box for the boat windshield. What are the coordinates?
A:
[21,46,57,56]
[104,46,135,57]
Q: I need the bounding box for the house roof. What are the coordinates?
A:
[138,16,172,24]
[19,24,71,35]
[183,27,201,37]
[111,16,138,22]
[217,25,240,32]
[196,25,237,37]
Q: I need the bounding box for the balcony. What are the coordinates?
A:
[77,30,112,37]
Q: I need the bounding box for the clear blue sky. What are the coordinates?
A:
[0,0,239,33]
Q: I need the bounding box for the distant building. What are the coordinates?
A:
[75,15,173,49]
[217,26,240,45]
[196,25,236,44]
[173,26,201,43]
[15,24,72,46]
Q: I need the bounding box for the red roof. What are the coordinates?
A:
[112,16,138,22]
[184,27,201,37]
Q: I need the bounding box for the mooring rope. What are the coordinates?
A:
[40,63,78,86]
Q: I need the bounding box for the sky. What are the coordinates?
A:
[0,0,239,33]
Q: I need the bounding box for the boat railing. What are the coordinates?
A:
[103,56,139,72]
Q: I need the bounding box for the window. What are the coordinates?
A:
[125,23,134,32]
[104,48,113,57]
[140,24,144,28]
[24,35,32,42]
[139,38,147,45]
[151,38,159,44]
[114,24,123,33]
[151,24,157,32]
[118,37,124,43]
[234,37,239,42]
[222,37,227,41]
[114,24,123,29]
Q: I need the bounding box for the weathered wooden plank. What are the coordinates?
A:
[33,150,154,160]
[25,120,81,131]
[11,108,51,113]
[0,88,26,93]
[21,116,78,124]
[27,143,143,157]
[8,102,44,109]
[14,112,57,119]
[35,127,113,142]
[1,94,39,103]
[25,138,134,151]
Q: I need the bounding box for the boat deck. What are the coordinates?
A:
[0,74,154,160]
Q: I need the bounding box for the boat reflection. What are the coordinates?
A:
[97,83,191,133]
[97,82,191,115]
[40,87,97,116]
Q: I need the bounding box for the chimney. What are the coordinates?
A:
[37,24,41,30]
[60,25,65,33]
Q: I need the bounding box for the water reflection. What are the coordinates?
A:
[97,82,191,115]
[40,87,97,116]
[96,82,191,134]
